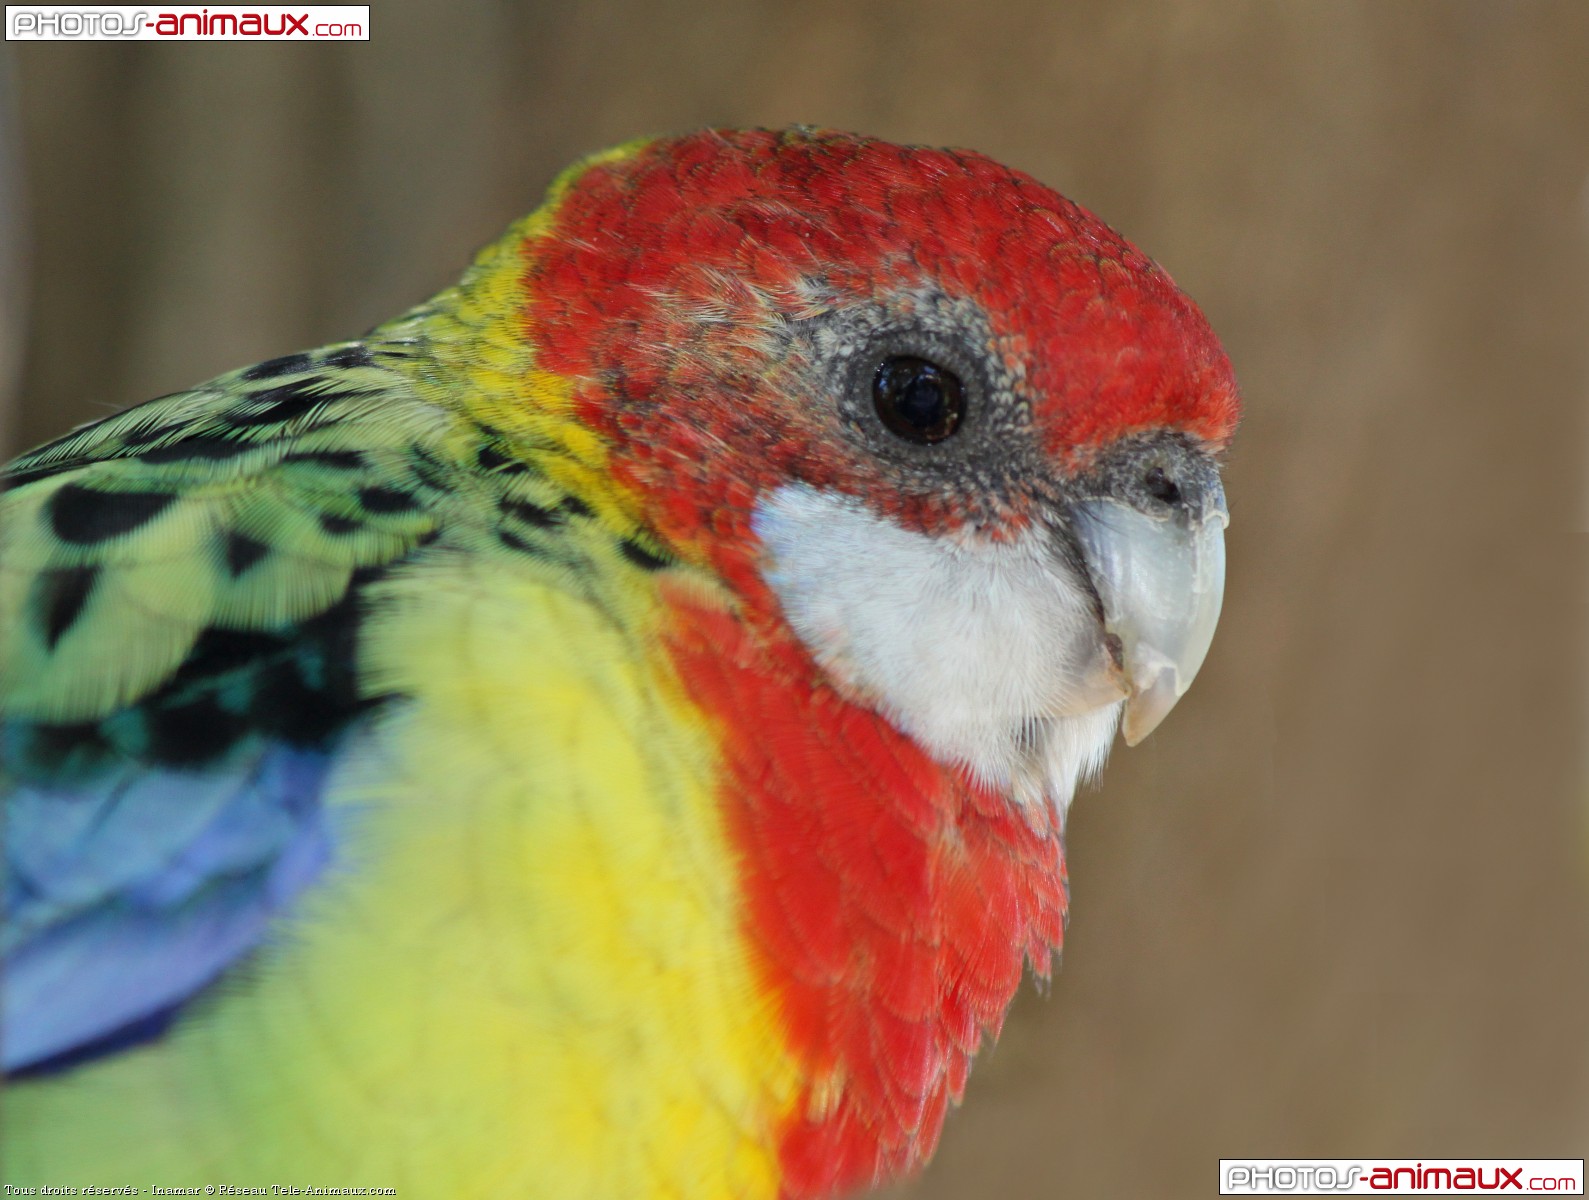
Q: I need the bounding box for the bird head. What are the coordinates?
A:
[514,127,1238,809]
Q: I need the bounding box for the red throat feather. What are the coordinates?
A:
[659,580,1068,1197]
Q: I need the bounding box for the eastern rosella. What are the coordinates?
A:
[1,128,1238,1197]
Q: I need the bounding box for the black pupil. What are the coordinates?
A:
[873,356,964,443]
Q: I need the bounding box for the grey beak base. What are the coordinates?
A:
[1070,488,1227,746]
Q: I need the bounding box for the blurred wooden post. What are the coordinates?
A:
[0,47,23,458]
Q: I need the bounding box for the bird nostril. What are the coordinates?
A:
[1143,466,1181,506]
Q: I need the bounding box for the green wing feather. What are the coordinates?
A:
[0,344,451,726]
[1,330,677,772]
[1,321,688,1079]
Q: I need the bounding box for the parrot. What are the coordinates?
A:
[0,127,1238,1198]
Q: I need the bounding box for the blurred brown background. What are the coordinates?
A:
[5,2,1588,1195]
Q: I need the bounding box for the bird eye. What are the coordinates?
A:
[872,356,965,444]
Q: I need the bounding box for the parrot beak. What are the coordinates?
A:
[1070,481,1228,746]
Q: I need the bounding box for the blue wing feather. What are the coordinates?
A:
[2,742,335,1071]
[0,340,437,1076]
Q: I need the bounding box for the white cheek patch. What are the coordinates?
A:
[751,484,1122,813]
